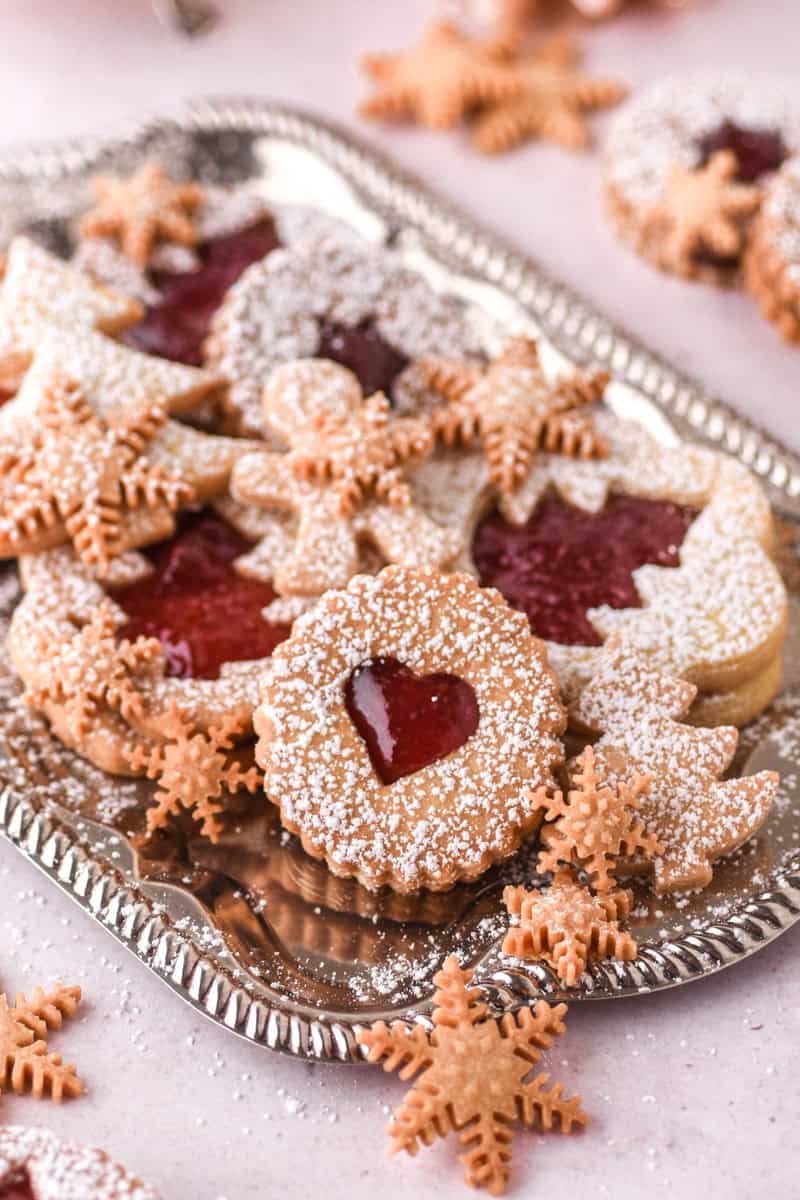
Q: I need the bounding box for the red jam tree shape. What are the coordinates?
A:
[473,492,697,646]
[0,1177,35,1200]
[696,120,788,184]
[123,220,280,365]
[111,510,289,679]
[315,319,410,401]
[345,656,480,785]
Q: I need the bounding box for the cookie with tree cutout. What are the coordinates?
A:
[604,73,800,283]
[408,360,787,727]
[570,636,779,893]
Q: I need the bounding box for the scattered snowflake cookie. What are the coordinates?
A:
[0,984,82,1106]
[744,155,800,342]
[570,636,780,893]
[359,20,521,130]
[421,389,787,724]
[254,566,566,893]
[203,233,483,437]
[0,1126,160,1200]
[230,359,462,606]
[358,955,587,1196]
[473,36,627,155]
[605,73,800,282]
[8,508,291,774]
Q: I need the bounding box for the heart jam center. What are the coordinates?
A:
[344,657,480,785]
[696,119,788,184]
[122,219,280,365]
[0,1174,34,1200]
[110,511,290,679]
[315,319,410,399]
[473,492,697,646]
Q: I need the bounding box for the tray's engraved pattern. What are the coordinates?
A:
[0,100,799,1062]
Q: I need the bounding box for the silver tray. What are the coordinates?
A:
[1,98,799,1064]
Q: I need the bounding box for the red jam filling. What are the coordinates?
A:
[696,119,788,184]
[111,511,289,679]
[0,1175,35,1200]
[345,656,480,785]
[122,219,280,365]
[315,319,410,399]
[472,493,697,647]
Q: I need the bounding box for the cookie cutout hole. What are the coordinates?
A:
[315,319,410,400]
[696,120,788,184]
[344,656,480,785]
[124,219,280,365]
[473,492,697,646]
[111,510,290,679]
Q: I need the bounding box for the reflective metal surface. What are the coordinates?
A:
[0,100,798,1061]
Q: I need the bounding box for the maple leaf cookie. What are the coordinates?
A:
[359,20,521,130]
[744,155,800,343]
[230,359,462,607]
[204,233,483,437]
[605,73,800,283]
[254,567,566,893]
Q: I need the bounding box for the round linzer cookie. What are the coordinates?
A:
[404,342,788,725]
[203,234,483,437]
[254,566,566,893]
[0,1125,160,1199]
[744,155,800,342]
[604,73,800,283]
[8,508,291,775]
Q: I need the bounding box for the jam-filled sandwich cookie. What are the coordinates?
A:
[73,160,283,367]
[204,233,483,437]
[0,238,262,568]
[0,1126,160,1200]
[745,156,800,342]
[410,342,787,726]
[605,73,800,282]
[254,566,566,893]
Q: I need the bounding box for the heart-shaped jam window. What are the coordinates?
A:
[344,657,480,785]
[0,1173,35,1200]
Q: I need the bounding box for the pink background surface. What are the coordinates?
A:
[0,2,798,1198]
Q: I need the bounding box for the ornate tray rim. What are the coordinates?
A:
[1,97,799,1065]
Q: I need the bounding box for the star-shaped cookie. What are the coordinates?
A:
[80,160,205,266]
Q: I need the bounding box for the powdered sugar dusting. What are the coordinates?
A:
[0,1125,160,1200]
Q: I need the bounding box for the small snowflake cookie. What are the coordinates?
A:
[0,1126,160,1199]
[254,566,566,893]
[604,73,800,282]
[744,155,800,342]
[203,233,483,436]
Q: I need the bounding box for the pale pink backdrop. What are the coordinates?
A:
[0,3,798,1199]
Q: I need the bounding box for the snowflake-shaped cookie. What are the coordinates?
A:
[360,20,521,129]
[0,984,83,1105]
[358,955,587,1195]
[420,336,608,495]
[474,37,627,154]
[80,160,204,266]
